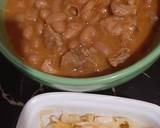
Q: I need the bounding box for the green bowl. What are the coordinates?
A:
[0,1,160,92]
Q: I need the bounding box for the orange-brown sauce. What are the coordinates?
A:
[5,0,159,77]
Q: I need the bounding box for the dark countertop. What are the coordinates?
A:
[0,53,160,128]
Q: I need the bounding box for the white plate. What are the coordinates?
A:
[17,92,160,128]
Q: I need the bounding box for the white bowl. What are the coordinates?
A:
[17,92,160,128]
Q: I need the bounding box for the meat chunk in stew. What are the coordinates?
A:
[61,46,108,76]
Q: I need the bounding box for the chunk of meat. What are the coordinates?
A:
[108,48,131,67]
[101,16,124,36]
[43,25,67,56]
[111,0,138,16]
[121,17,137,42]
[85,0,111,24]
[41,59,57,74]
[90,5,110,24]
[61,46,108,74]
[85,47,108,72]
[100,16,137,41]
[63,22,83,40]
[61,51,85,72]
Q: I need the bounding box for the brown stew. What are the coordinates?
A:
[5,0,159,77]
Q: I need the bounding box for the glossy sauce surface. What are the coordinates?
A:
[5,0,159,77]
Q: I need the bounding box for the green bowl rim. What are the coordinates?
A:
[0,40,160,86]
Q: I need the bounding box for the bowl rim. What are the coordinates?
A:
[0,40,160,86]
[25,92,160,110]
